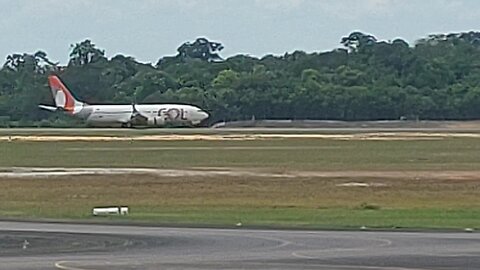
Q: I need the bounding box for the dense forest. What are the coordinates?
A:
[1,31,480,127]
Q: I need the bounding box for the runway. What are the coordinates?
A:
[2,125,480,135]
[0,222,478,269]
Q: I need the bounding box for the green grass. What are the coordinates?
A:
[1,138,480,170]
[0,135,480,230]
[124,207,480,229]
[0,205,478,230]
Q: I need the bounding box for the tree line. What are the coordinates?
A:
[1,31,480,127]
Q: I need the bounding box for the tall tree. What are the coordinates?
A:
[69,39,106,66]
[341,31,377,52]
[176,37,224,62]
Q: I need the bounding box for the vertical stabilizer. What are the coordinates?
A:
[48,75,84,114]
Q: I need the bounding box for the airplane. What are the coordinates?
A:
[39,75,210,127]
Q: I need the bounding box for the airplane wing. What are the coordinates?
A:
[38,105,58,112]
[130,104,148,124]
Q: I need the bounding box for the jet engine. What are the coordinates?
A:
[147,117,166,126]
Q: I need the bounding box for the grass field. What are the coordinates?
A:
[0,131,479,229]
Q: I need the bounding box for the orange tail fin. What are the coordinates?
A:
[48,75,83,114]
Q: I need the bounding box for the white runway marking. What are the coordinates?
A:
[54,261,88,270]
[0,167,479,180]
[66,146,344,151]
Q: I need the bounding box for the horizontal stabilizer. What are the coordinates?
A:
[38,104,58,112]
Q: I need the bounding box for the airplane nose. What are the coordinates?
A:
[201,111,209,120]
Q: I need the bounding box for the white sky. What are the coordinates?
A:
[0,0,478,64]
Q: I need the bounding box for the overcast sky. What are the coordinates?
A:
[0,0,478,64]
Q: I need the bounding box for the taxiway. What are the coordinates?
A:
[0,221,478,270]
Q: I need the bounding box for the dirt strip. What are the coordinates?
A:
[2,132,480,142]
[1,167,479,180]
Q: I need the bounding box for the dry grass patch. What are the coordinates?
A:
[0,173,479,228]
[1,135,480,228]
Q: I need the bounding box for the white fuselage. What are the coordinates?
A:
[79,104,209,127]
[40,75,210,128]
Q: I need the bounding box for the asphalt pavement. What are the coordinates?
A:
[0,221,478,270]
